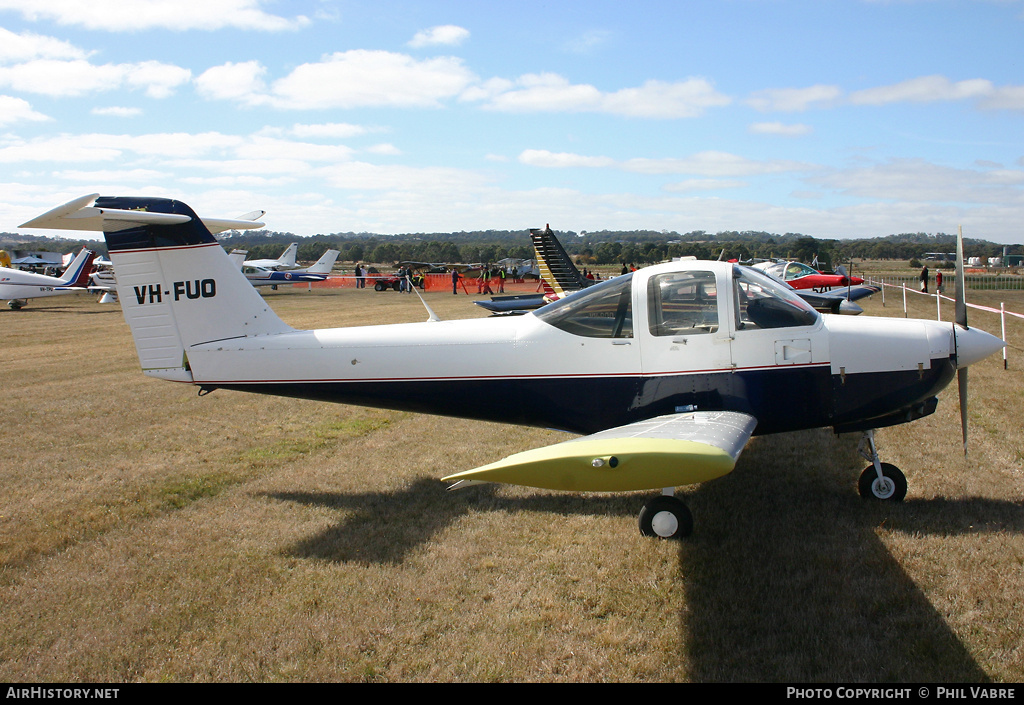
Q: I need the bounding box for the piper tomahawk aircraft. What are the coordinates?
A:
[1,247,95,309]
[21,195,1006,539]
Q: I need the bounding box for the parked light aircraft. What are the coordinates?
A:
[478,226,878,316]
[244,242,299,271]
[21,195,1006,539]
[753,260,865,290]
[1,247,95,309]
[230,248,340,288]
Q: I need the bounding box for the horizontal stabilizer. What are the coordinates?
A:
[19,194,265,234]
[443,411,757,492]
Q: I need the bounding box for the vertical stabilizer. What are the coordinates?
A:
[96,197,292,382]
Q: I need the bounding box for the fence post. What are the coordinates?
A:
[1002,302,1008,370]
[936,291,941,320]
[902,283,907,317]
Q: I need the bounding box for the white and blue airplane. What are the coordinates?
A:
[229,248,340,288]
[1,247,96,309]
[20,195,1006,538]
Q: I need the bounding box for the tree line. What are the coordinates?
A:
[3,228,1020,271]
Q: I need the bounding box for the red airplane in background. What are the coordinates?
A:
[752,260,864,290]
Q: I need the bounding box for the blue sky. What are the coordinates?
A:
[2,0,1023,243]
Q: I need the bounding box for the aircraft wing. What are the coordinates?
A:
[796,284,880,315]
[443,411,757,492]
[825,284,880,301]
[473,294,547,313]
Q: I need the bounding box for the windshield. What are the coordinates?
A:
[734,266,819,330]
[534,274,634,338]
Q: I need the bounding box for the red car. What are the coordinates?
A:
[753,261,864,290]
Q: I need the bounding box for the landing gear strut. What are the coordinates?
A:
[857,430,907,501]
[638,489,693,539]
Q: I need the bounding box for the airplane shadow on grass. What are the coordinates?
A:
[266,428,1022,682]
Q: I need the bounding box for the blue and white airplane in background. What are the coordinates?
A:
[1,247,96,309]
[229,248,340,289]
[21,195,1006,539]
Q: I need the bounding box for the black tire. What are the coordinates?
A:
[638,495,693,539]
[858,463,907,501]
[374,281,385,291]
[392,281,401,291]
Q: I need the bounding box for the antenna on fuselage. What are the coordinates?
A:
[408,274,441,322]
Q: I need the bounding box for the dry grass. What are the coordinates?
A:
[0,276,1021,682]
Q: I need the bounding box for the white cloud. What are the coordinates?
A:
[0,0,309,32]
[408,25,470,48]
[91,106,143,118]
[287,123,372,139]
[478,74,730,118]
[0,95,50,126]
[977,85,1024,111]
[0,59,191,98]
[849,75,993,105]
[519,149,811,178]
[365,143,402,155]
[518,149,615,169]
[199,52,478,109]
[194,61,267,104]
[52,167,168,182]
[562,29,612,55]
[809,158,1024,205]
[747,84,841,112]
[749,122,813,136]
[0,27,89,63]
[664,179,748,192]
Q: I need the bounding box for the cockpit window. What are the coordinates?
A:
[648,271,719,335]
[734,266,819,330]
[534,274,633,338]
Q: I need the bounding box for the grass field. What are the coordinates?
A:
[0,273,1021,682]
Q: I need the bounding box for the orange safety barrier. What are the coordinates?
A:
[292,273,545,293]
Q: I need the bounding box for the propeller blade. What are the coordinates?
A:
[955,225,968,329]
[958,367,969,457]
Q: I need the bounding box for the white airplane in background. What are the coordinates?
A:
[229,248,340,288]
[21,195,1006,539]
[1,247,96,309]
[243,242,300,271]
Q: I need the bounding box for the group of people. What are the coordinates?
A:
[919,265,945,294]
[353,263,367,288]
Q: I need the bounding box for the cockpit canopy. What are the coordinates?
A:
[534,264,818,339]
[757,261,819,281]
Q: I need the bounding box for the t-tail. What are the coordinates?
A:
[20,195,289,382]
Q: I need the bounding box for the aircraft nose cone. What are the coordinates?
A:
[955,326,1005,369]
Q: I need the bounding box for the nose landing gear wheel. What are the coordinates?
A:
[638,496,693,539]
[858,462,907,501]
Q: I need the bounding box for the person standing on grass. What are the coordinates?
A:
[920,265,929,293]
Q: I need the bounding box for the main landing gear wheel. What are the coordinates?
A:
[858,463,907,502]
[638,495,693,539]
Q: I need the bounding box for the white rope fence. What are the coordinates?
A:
[869,277,1023,370]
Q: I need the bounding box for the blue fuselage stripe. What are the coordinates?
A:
[210,360,956,436]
